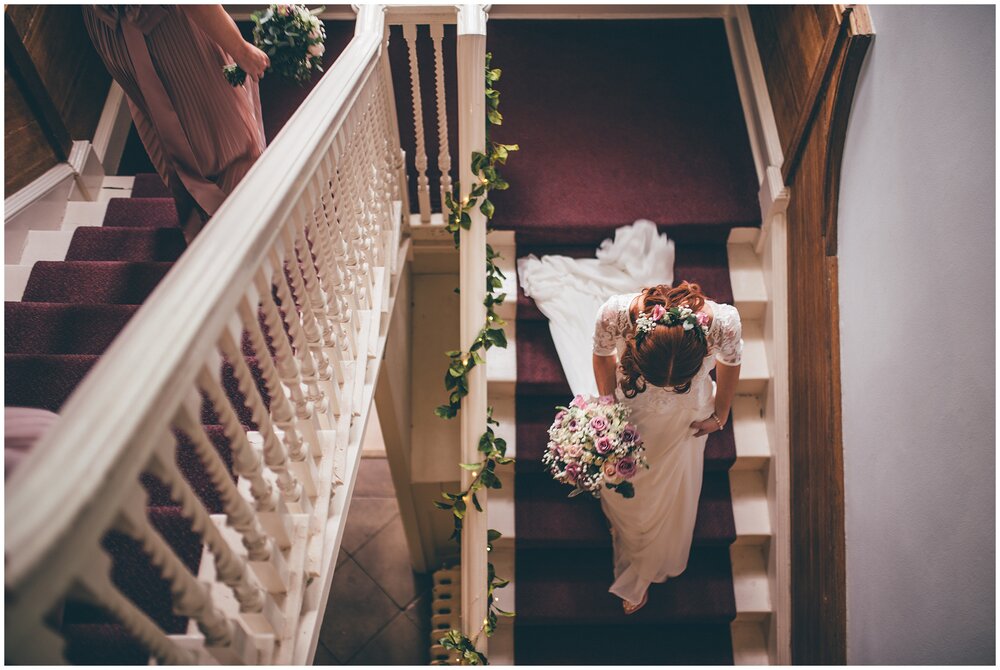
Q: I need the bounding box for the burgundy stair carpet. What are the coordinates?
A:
[454,19,759,666]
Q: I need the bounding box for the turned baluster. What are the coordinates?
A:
[219,328,316,508]
[295,192,337,351]
[279,223,335,392]
[145,445,269,614]
[377,34,408,210]
[303,178,343,336]
[333,133,373,310]
[114,492,234,649]
[430,22,453,214]
[341,125,376,305]
[317,156,358,362]
[238,294,321,459]
[327,150,360,317]
[173,403,290,594]
[198,364,292,549]
[269,250,329,416]
[360,96,392,268]
[303,202,348,387]
[254,267,315,422]
[402,22,432,222]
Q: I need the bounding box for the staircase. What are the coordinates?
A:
[475,17,776,665]
[5,7,407,663]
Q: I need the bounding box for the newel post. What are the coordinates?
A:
[456,3,489,649]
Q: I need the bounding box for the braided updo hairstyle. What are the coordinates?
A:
[619,281,710,398]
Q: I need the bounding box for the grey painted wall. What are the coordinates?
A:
[837,5,995,664]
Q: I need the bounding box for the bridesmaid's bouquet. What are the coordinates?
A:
[224,4,327,86]
[543,394,648,499]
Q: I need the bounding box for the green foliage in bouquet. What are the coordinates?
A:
[431,53,518,665]
[224,4,327,86]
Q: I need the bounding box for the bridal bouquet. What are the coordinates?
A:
[543,395,648,499]
[224,4,327,86]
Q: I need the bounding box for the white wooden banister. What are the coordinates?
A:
[456,2,490,650]
[6,5,405,664]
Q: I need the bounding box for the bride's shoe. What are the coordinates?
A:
[622,591,648,615]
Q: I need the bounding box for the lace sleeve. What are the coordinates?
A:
[709,302,743,366]
[593,296,626,356]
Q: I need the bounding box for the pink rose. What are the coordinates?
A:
[696,311,710,327]
[589,416,609,434]
[616,458,637,480]
[595,436,613,454]
[567,419,579,431]
[621,424,639,443]
[308,42,325,57]
[571,395,589,409]
[598,394,615,406]
[564,443,583,459]
[650,304,666,321]
[564,462,582,483]
[555,410,567,422]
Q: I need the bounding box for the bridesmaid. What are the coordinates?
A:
[83,5,270,235]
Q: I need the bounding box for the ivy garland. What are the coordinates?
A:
[432,53,518,665]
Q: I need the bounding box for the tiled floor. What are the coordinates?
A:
[315,457,432,665]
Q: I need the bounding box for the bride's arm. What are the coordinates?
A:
[593,354,619,397]
[713,361,740,425]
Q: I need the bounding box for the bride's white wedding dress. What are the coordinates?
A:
[517,220,743,604]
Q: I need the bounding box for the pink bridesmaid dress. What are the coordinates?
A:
[83,5,267,217]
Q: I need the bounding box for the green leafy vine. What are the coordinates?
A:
[433,53,518,665]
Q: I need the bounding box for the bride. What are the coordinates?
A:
[518,220,743,614]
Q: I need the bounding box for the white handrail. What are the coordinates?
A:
[456,3,489,649]
[6,4,401,663]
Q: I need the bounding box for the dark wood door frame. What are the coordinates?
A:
[750,4,874,664]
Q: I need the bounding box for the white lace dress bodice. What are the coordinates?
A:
[593,293,743,411]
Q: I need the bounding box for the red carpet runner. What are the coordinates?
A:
[480,19,758,665]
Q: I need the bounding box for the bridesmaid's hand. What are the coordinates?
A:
[236,43,270,80]
[690,416,722,437]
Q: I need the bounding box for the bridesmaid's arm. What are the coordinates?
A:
[181,5,270,78]
[593,354,619,397]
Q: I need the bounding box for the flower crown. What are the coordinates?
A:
[634,304,710,343]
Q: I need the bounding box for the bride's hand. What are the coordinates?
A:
[690,416,722,437]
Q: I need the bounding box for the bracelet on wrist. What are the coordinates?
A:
[710,411,725,431]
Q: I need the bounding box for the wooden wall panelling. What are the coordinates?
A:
[4,69,60,196]
[749,4,873,664]
[5,5,111,141]
[4,12,72,161]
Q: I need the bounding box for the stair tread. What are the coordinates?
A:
[66,227,186,262]
[515,545,736,624]
[102,197,180,228]
[5,302,139,355]
[5,354,99,411]
[21,261,173,304]
[515,469,735,547]
[513,622,734,665]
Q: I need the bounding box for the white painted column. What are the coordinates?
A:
[456,3,489,650]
